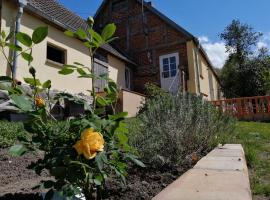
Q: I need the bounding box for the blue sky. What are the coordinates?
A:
[59,0,270,68]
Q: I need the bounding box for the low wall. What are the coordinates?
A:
[119,89,145,118]
[153,144,252,200]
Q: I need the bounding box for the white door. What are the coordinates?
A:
[159,53,180,94]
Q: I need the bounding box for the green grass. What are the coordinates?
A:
[224,121,270,198]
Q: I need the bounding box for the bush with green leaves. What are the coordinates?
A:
[4,18,144,200]
[0,121,29,148]
[129,86,235,168]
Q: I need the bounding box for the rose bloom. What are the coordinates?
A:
[74,128,105,160]
[35,97,45,107]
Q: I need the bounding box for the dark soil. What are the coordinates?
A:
[103,165,190,200]
[0,148,191,200]
[0,148,49,199]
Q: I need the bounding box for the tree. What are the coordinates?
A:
[219,19,270,97]
[220,19,262,65]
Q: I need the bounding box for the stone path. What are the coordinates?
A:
[153,144,252,200]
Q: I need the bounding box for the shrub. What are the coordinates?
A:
[0,121,28,148]
[129,87,235,168]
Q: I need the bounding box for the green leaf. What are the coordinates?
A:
[74,62,85,66]
[78,74,97,79]
[5,31,14,41]
[16,32,32,47]
[64,30,75,37]
[1,30,6,39]
[10,94,33,111]
[21,52,33,62]
[101,23,116,41]
[105,36,118,43]
[0,76,12,82]
[126,154,146,168]
[77,68,87,75]
[109,112,128,120]
[63,64,77,69]
[8,43,22,51]
[96,96,108,107]
[9,144,27,156]
[88,29,103,44]
[23,78,41,86]
[76,28,87,40]
[41,180,55,189]
[58,67,74,75]
[32,26,48,44]
[42,80,51,89]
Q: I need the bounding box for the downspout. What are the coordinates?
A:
[194,45,201,94]
[12,0,27,79]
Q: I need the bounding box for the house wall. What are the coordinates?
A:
[186,40,220,100]
[108,54,127,90]
[95,0,190,93]
[119,89,145,118]
[0,0,128,94]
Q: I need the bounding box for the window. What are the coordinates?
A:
[161,56,178,78]
[94,61,108,92]
[112,0,128,12]
[47,44,66,65]
[125,67,131,90]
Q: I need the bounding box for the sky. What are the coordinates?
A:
[59,0,270,68]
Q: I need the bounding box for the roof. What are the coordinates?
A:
[94,0,219,80]
[20,0,136,65]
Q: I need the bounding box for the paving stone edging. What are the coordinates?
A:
[153,144,252,200]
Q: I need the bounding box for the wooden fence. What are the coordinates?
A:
[212,96,270,121]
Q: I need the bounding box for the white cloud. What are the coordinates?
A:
[257,41,268,49]
[256,32,270,52]
[198,36,229,69]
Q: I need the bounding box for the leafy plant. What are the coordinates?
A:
[7,19,143,200]
[129,87,235,168]
[0,121,29,148]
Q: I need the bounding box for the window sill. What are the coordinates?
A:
[46,59,65,68]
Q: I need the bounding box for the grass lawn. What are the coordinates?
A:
[226,121,270,199]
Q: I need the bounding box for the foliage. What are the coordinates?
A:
[222,122,270,198]
[220,19,262,62]
[129,87,235,168]
[0,121,29,148]
[220,19,270,97]
[4,19,143,200]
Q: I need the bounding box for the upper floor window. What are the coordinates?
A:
[94,61,108,92]
[47,43,66,65]
[112,0,128,12]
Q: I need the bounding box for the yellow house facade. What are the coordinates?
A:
[0,0,135,94]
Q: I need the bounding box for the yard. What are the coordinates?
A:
[223,121,270,200]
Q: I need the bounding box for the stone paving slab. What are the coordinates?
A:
[153,169,251,200]
[194,156,247,171]
[153,144,252,200]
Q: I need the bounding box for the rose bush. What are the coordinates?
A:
[1,19,144,200]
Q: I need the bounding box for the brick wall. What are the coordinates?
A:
[95,0,190,93]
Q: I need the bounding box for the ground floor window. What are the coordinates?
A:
[47,43,66,65]
[94,61,108,92]
[125,67,131,90]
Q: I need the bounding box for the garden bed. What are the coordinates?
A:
[0,148,191,200]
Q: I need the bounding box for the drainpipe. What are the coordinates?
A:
[12,0,27,79]
[194,45,201,94]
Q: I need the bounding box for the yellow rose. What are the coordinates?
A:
[74,128,105,160]
[35,97,45,107]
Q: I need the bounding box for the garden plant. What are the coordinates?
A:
[0,18,144,200]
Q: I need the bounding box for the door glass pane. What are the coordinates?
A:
[163,64,169,72]
[163,71,170,78]
[170,56,176,63]
[163,58,169,65]
[170,63,177,70]
[171,70,177,77]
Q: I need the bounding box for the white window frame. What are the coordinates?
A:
[159,52,179,80]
